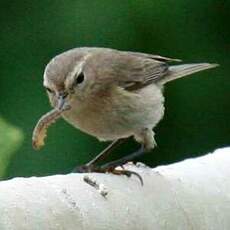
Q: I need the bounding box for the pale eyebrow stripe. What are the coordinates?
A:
[64,53,92,88]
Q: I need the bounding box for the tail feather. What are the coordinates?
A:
[158,63,219,85]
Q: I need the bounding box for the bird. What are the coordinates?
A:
[41,47,218,175]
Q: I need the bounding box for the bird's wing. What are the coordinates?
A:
[111,52,171,91]
[123,50,181,63]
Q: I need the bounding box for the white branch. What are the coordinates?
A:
[0,148,230,230]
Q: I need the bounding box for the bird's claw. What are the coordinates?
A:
[73,163,143,185]
[107,168,143,186]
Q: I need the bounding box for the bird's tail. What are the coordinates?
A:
[158,63,219,85]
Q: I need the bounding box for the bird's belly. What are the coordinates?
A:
[62,85,164,141]
[62,109,134,141]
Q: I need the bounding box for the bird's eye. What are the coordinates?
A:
[75,72,85,84]
[45,87,53,93]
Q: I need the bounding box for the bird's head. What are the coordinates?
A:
[43,48,101,110]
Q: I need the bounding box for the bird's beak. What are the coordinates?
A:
[57,93,68,111]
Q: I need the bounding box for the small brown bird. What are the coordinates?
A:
[39,47,218,175]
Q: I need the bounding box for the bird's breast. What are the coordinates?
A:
[62,85,164,141]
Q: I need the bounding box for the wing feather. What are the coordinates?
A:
[123,50,182,62]
[113,52,169,90]
[88,48,180,91]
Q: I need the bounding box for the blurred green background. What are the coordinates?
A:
[0,0,229,180]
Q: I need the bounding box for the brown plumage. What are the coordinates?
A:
[34,47,218,174]
[42,47,217,150]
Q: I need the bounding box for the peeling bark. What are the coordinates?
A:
[0,148,230,230]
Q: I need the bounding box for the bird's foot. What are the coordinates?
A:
[73,146,146,185]
[104,167,143,185]
[73,163,143,185]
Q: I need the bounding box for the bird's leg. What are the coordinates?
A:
[75,145,147,185]
[89,146,146,185]
[99,145,146,170]
[88,138,127,165]
[73,138,127,173]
